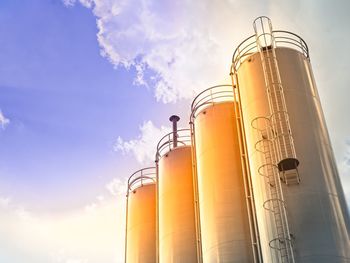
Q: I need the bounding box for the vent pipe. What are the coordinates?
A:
[169,115,180,147]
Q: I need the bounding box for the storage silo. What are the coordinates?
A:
[231,16,350,263]
[156,116,198,263]
[125,167,157,263]
[190,85,261,263]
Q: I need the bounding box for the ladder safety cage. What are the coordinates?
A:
[251,116,295,263]
[253,16,299,177]
[232,30,309,72]
[229,15,311,263]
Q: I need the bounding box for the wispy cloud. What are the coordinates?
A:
[62,0,251,103]
[15,206,34,221]
[62,0,77,7]
[106,177,126,196]
[114,120,170,164]
[0,109,10,129]
[0,196,11,208]
[52,250,89,263]
[0,196,34,222]
[0,189,125,263]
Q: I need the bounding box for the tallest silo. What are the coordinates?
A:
[231,16,350,263]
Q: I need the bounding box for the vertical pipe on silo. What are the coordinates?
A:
[156,118,198,262]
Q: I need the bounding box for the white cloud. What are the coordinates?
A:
[114,120,170,164]
[84,195,106,213]
[96,195,104,202]
[0,192,125,263]
[84,203,97,213]
[0,197,35,222]
[62,0,77,7]
[0,109,10,129]
[66,259,88,263]
[0,196,11,208]
[63,0,259,103]
[79,0,93,8]
[62,0,350,108]
[106,177,126,196]
[15,206,34,221]
[52,249,89,263]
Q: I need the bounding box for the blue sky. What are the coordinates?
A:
[0,0,185,209]
[0,0,350,262]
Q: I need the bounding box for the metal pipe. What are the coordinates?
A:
[169,115,180,147]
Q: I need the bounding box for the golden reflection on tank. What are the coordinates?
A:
[190,85,259,263]
[125,168,156,263]
[156,117,198,263]
[231,16,350,263]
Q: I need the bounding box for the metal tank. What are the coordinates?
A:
[125,167,157,263]
[231,16,350,263]
[190,85,260,263]
[156,116,198,263]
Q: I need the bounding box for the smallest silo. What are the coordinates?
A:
[125,167,157,263]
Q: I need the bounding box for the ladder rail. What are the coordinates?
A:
[232,75,263,263]
[253,17,298,169]
[252,116,295,263]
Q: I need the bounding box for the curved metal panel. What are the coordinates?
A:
[126,182,156,263]
[193,100,255,262]
[158,145,198,263]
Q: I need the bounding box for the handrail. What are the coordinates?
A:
[125,167,156,263]
[190,85,234,119]
[127,167,156,194]
[155,129,191,161]
[231,30,309,72]
[251,116,271,131]
[258,163,278,178]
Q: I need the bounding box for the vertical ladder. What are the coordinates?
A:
[252,117,295,263]
[189,121,203,263]
[232,81,263,263]
[253,16,300,184]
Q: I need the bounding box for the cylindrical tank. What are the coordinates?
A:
[190,85,257,263]
[156,128,198,263]
[125,168,157,263]
[232,20,350,262]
